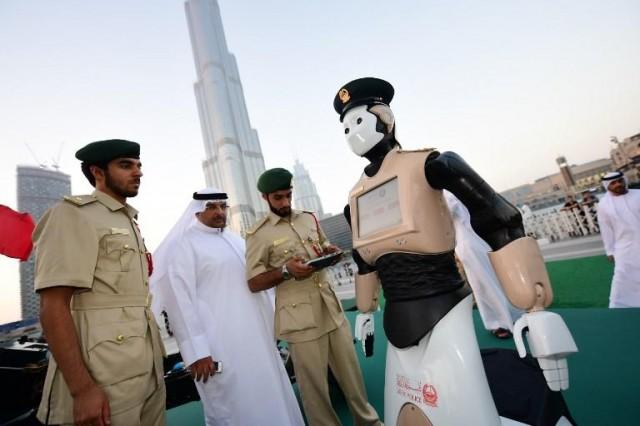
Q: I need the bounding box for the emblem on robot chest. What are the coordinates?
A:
[395,238,407,246]
[396,374,439,408]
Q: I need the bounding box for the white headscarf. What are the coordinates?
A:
[150,187,226,318]
[601,171,626,192]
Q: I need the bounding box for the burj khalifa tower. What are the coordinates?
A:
[185,0,267,232]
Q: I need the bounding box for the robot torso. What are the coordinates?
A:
[348,148,470,348]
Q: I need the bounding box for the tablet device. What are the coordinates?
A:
[305,251,343,269]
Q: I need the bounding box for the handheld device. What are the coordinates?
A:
[304,251,343,269]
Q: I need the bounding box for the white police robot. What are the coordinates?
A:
[335,77,578,426]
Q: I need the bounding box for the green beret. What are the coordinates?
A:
[75,139,140,165]
[257,168,293,194]
[333,77,394,121]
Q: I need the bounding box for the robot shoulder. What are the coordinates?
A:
[397,147,437,154]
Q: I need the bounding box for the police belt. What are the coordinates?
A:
[71,292,152,310]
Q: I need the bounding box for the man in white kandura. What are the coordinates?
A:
[597,172,640,308]
[444,191,523,338]
[151,188,304,426]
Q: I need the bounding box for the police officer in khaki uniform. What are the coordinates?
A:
[34,140,165,426]
[246,168,381,426]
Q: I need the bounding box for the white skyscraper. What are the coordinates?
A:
[185,0,267,232]
[292,159,326,218]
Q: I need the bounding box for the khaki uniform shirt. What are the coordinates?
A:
[34,190,165,424]
[246,210,345,343]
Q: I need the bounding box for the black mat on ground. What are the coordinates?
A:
[482,348,576,426]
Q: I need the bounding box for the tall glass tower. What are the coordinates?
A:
[17,166,71,320]
[185,0,267,233]
[292,159,326,218]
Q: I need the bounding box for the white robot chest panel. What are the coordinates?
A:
[349,149,455,265]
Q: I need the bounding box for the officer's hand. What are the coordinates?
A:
[73,382,110,426]
[323,244,340,254]
[190,356,217,383]
[287,256,314,279]
[323,245,343,264]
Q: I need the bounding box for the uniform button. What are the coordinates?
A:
[284,249,289,254]
[124,244,129,249]
[292,303,297,308]
[318,283,323,288]
[116,334,125,343]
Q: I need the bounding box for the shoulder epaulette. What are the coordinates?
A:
[302,210,321,230]
[63,194,98,206]
[245,215,269,236]
[397,147,437,153]
[302,210,318,220]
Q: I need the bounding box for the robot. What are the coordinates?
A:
[334,77,578,426]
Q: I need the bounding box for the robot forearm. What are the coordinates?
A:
[355,271,381,313]
[488,236,552,311]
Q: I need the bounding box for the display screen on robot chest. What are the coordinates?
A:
[357,177,402,238]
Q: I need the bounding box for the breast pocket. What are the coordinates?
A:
[102,235,137,272]
[86,320,150,386]
[276,294,317,335]
[270,241,298,267]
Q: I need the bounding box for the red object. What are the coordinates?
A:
[133,220,153,276]
[0,205,36,261]
[146,251,154,276]
[422,384,438,407]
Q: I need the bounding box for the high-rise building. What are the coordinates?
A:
[185,0,267,233]
[17,166,71,320]
[319,213,352,252]
[292,159,325,218]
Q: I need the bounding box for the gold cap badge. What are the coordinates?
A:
[338,88,350,104]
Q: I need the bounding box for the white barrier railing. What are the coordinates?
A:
[522,204,599,242]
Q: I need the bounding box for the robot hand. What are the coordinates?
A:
[354,312,375,357]
[513,311,578,391]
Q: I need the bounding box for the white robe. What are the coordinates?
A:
[596,189,640,308]
[162,220,304,426]
[445,192,522,331]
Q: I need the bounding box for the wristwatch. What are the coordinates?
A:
[281,264,292,280]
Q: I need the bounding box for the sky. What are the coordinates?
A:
[1,0,639,323]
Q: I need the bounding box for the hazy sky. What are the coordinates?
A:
[1,0,638,323]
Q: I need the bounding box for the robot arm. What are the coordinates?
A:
[352,250,382,312]
[344,205,378,357]
[426,152,578,390]
[344,205,381,313]
[425,151,524,250]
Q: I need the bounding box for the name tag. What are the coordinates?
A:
[110,227,130,235]
[273,237,289,247]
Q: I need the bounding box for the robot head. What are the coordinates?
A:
[342,104,395,156]
[334,77,395,157]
